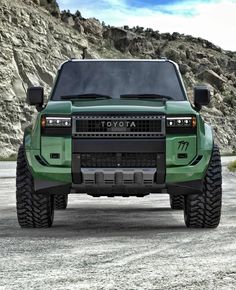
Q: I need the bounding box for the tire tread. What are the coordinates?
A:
[16,145,54,228]
[170,195,184,210]
[184,144,222,228]
[54,194,68,210]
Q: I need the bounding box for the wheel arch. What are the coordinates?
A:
[23,126,32,149]
[197,119,215,176]
[200,122,214,151]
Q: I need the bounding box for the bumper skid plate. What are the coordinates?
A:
[81,168,157,185]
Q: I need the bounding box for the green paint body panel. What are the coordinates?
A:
[23,60,214,192]
[24,100,213,185]
[44,99,195,114]
[41,137,71,167]
[26,150,71,183]
[166,135,197,166]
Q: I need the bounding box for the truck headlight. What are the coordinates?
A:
[41,116,71,128]
[167,116,197,128]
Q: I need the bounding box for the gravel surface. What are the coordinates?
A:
[0,159,236,290]
[0,162,16,178]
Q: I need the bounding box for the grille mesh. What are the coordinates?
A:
[77,120,161,132]
[73,115,165,138]
[81,153,157,168]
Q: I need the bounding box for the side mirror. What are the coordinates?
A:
[27,87,44,111]
[194,85,211,110]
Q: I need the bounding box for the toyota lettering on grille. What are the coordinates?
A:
[100,121,137,128]
[73,115,165,138]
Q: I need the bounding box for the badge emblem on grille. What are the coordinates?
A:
[100,121,136,128]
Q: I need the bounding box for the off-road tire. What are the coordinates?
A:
[170,195,184,210]
[16,145,54,228]
[184,144,222,228]
[54,194,68,210]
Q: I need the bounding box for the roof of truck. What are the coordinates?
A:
[59,58,178,70]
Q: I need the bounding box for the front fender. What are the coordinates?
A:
[23,126,32,150]
[197,118,214,175]
[166,117,214,183]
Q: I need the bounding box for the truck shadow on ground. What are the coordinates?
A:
[0,204,196,238]
[51,206,189,235]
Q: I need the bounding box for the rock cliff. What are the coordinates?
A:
[0,0,235,157]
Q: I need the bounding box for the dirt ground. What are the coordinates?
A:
[0,158,235,290]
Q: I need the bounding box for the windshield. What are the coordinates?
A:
[51,61,186,101]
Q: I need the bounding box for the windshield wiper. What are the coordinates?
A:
[61,94,112,100]
[120,94,173,100]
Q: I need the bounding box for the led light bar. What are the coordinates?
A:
[166,116,197,128]
[41,116,71,128]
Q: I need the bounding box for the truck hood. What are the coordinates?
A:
[43,100,196,115]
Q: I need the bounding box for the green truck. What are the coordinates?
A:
[16,59,222,228]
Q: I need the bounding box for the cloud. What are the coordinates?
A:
[57,0,236,51]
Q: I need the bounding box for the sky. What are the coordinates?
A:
[57,0,236,51]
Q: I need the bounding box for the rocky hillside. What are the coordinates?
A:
[0,0,235,158]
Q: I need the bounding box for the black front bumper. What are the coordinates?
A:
[34,179,203,196]
[34,136,203,196]
[72,138,166,185]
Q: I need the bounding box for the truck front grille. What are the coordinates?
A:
[80,153,157,168]
[72,115,165,138]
